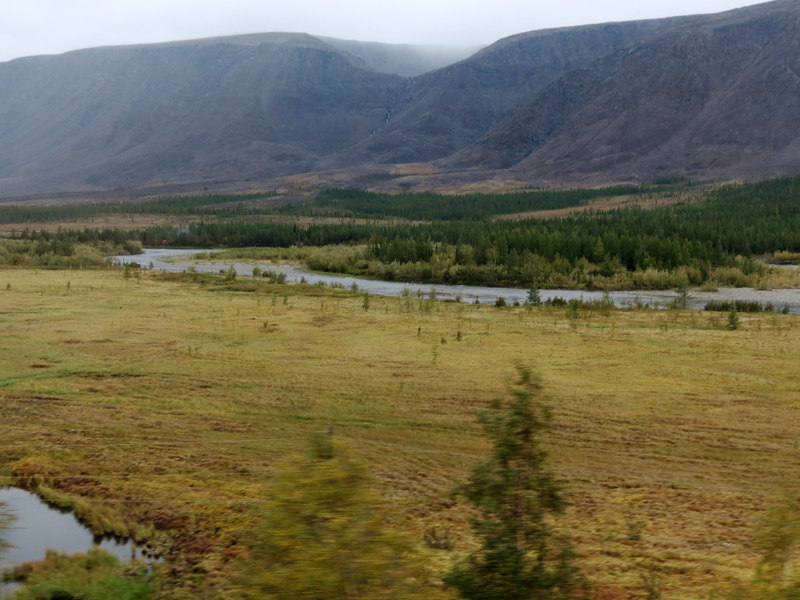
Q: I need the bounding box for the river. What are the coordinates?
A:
[114,248,800,314]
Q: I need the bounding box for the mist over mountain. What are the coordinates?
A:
[315,37,483,77]
[0,34,408,195]
[1,0,799,197]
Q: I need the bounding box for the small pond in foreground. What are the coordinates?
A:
[0,487,147,594]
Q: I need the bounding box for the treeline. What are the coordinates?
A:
[308,185,654,220]
[116,178,800,289]
[13,226,143,247]
[134,222,377,248]
[137,178,800,263]
[0,193,275,224]
[0,229,142,267]
[7,177,800,289]
[0,184,679,225]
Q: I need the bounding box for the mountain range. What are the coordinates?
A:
[1,0,799,197]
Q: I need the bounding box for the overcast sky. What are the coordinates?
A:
[1,0,770,63]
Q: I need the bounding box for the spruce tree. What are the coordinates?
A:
[445,367,585,600]
[674,284,692,310]
[527,284,542,306]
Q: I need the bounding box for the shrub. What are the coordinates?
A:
[445,367,585,600]
[728,304,740,330]
[240,439,428,598]
[7,548,152,600]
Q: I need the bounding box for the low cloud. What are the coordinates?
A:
[0,0,765,63]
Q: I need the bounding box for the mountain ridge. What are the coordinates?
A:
[443,0,800,184]
[1,0,799,197]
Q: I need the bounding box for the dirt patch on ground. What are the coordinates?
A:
[390,163,436,177]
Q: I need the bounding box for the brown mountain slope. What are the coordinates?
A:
[0,18,688,196]
[0,34,408,195]
[323,18,684,169]
[445,0,800,184]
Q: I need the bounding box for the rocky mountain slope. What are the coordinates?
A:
[325,17,685,169]
[0,33,408,195]
[1,0,799,196]
[444,0,800,184]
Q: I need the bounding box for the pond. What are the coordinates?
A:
[114,248,800,314]
[0,488,147,594]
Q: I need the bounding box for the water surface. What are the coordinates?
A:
[115,248,800,314]
[0,488,144,593]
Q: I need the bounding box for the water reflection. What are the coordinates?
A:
[0,488,147,594]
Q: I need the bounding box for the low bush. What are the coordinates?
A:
[4,548,152,600]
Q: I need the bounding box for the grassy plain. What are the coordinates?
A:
[1,267,799,598]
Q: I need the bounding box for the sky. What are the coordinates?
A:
[1,0,770,63]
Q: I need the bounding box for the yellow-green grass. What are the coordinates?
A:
[1,268,799,598]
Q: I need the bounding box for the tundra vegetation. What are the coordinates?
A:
[2,177,800,598]
[239,436,431,599]
[4,549,153,600]
[4,177,800,290]
[0,266,800,598]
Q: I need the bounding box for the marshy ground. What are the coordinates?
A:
[1,267,799,598]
